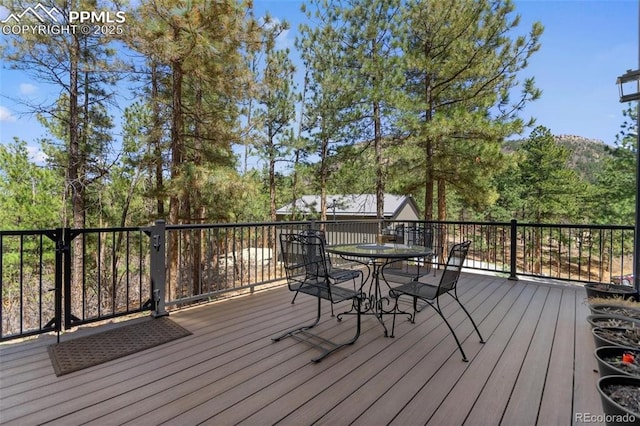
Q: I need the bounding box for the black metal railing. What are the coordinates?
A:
[0,226,152,341]
[0,229,58,341]
[0,219,634,341]
[383,220,633,283]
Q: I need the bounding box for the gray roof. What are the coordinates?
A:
[276,194,413,217]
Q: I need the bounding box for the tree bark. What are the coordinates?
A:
[151,63,164,217]
[167,38,184,302]
[437,178,446,221]
[374,100,384,228]
[69,33,84,317]
[424,138,434,221]
[320,134,328,221]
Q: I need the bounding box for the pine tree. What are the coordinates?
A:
[253,17,298,222]
[0,139,63,229]
[518,126,583,223]
[299,0,403,222]
[1,0,122,229]
[396,0,542,220]
[592,105,637,225]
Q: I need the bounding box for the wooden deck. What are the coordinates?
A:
[1,273,604,425]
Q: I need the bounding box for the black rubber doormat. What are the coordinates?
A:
[47,316,191,376]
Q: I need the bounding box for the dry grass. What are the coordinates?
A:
[588,296,640,308]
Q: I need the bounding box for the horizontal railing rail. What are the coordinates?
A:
[383,220,634,284]
[0,219,634,341]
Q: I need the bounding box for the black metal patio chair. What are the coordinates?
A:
[272,232,364,362]
[388,240,485,362]
[288,229,363,316]
[383,224,442,282]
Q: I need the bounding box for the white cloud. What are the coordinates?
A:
[0,6,9,21]
[19,83,37,95]
[276,28,292,50]
[260,16,293,50]
[26,145,48,164]
[0,105,16,122]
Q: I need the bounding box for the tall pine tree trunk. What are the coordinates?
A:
[374,100,384,230]
[437,179,446,220]
[168,50,184,302]
[151,63,164,217]
[269,140,277,222]
[69,33,85,317]
[424,137,434,221]
[423,77,434,222]
[320,134,328,222]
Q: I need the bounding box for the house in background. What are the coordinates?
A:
[276,193,420,222]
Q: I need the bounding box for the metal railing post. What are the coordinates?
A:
[509,219,519,281]
[53,227,65,341]
[150,220,168,317]
[62,228,74,329]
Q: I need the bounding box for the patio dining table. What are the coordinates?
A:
[326,243,433,337]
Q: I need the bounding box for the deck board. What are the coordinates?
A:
[410,282,542,426]
[0,273,605,426]
[500,285,560,425]
[428,282,537,426]
[538,288,577,426]
[281,275,498,426]
[315,275,506,426]
[339,276,503,426]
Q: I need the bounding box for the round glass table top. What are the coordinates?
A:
[326,243,432,259]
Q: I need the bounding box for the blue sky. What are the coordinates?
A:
[0,0,637,163]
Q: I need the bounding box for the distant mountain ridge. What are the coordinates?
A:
[503,134,610,183]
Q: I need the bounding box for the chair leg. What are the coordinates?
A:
[389,294,414,338]
[272,295,322,342]
[311,297,362,362]
[432,298,470,362]
[452,293,485,344]
[390,298,398,338]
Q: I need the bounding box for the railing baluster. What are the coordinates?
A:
[0,219,636,341]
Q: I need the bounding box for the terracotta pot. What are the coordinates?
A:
[596,375,640,426]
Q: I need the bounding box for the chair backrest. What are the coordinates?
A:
[280,233,308,291]
[405,225,435,247]
[394,224,405,239]
[299,229,327,243]
[299,229,333,271]
[437,241,471,294]
[280,232,330,287]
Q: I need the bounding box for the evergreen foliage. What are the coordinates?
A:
[0,140,63,229]
[591,105,638,226]
[0,0,633,230]
[517,126,584,222]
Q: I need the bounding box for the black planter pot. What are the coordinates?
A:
[586,283,639,301]
[590,304,640,321]
[588,315,640,329]
[595,346,640,378]
[592,327,640,350]
[597,375,640,426]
